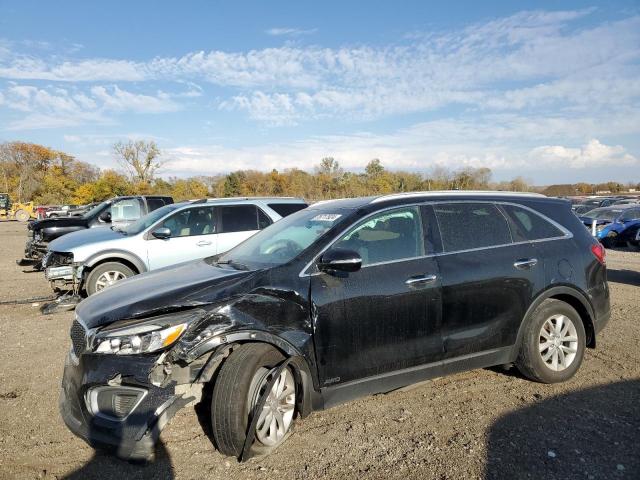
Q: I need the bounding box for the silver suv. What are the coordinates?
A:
[44,197,307,295]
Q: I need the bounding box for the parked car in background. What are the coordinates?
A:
[572,197,619,215]
[612,198,640,206]
[579,205,640,247]
[21,196,173,267]
[45,205,79,218]
[44,197,307,295]
[60,191,609,461]
[68,202,100,217]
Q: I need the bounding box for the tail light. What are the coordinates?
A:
[591,243,606,265]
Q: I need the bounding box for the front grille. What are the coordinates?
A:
[70,320,87,357]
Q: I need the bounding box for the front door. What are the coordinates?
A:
[146,206,218,269]
[311,206,442,386]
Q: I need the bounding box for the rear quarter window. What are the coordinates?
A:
[267,203,307,217]
[434,203,512,252]
[501,204,565,241]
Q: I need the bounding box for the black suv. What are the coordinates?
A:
[60,192,610,460]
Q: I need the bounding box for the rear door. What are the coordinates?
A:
[433,202,543,359]
[216,205,272,254]
[146,206,218,269]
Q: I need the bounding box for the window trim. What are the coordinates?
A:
[299,200,572,277]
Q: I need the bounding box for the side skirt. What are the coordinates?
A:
[319,346,514,410]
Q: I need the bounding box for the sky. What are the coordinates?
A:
[0,0,639,185]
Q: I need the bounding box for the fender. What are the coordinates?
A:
[510,284,596,360]
[84,249,148,273]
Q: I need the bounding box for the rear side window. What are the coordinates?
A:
[619,209,640,221]
[220,205,271,233]
[501,204,564,241]
[434,203,511,252]
[267,203,307,217]
[146,198,167,212]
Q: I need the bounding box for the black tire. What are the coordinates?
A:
[85,261,135,296]
[211,344,294,457]
[516,299,586,384]
[601,236,617,248]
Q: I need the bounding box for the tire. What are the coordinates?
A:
[14,209,29,222]
[49,213,58,218]
[85,262,135,296]
[516,299,586,384]
[211,344,296,458]
[601,234,617,248]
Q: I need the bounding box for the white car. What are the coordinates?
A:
[43,197,307,295]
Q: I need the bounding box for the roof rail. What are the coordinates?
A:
[370,190,545,204]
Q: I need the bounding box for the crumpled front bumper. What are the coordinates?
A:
[59,350,189,460]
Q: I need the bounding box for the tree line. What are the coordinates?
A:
[0,141,637,205]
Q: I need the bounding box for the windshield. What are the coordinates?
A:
[123,203,183,235]
[82,201,108,219]
[216,208,351,268]
[582,208,623,221]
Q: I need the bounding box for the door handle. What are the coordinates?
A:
[405,274,438,286]
[196,240,212,247]
[514,258,538,270]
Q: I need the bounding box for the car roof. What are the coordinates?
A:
[187,196,306,205]
[307,191,557,211]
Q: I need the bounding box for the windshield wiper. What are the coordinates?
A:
[216,259,250,271]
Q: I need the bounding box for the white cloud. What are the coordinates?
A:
[265,27,318,37]
[529,139,637,169]
[1,84,179,130]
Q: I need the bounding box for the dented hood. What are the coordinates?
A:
[75,259,255,329]
[30,215,89,232]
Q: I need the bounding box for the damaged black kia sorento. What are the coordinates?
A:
[60,192,610,461]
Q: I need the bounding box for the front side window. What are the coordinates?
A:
[501,204,564,241]
[332,207,424,266]
[160,206,216,238]
[111,198,143,222]
[434,202,511,252]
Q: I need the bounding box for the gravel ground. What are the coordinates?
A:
[0,220,638,480]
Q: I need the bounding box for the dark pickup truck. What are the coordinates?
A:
[21,195,173,268]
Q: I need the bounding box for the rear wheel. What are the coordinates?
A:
[516,299,586,383]
[14,209,29,222]
[86,262,135,295]
[211,344,296,457]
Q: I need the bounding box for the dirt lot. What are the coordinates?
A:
[0,221,638,480]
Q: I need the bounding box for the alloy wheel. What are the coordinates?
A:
[248,367,296,447]
[538,314,579,372]
[94,271,127,291]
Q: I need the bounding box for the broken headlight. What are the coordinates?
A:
[92,310,202,355]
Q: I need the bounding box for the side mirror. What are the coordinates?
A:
[151,227,172,239]
[318,248,362,273]
[99,211,112,223]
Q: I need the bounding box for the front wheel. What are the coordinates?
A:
[211,344,296,457]
[14,209,30,222]
[85,262,135,295]
[516,299,586,383]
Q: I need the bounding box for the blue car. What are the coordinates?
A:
[579,205,640,247]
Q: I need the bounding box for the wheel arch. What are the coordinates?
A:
[84,250,147,274]
[195,333,319,417]
[513,285,596,360]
